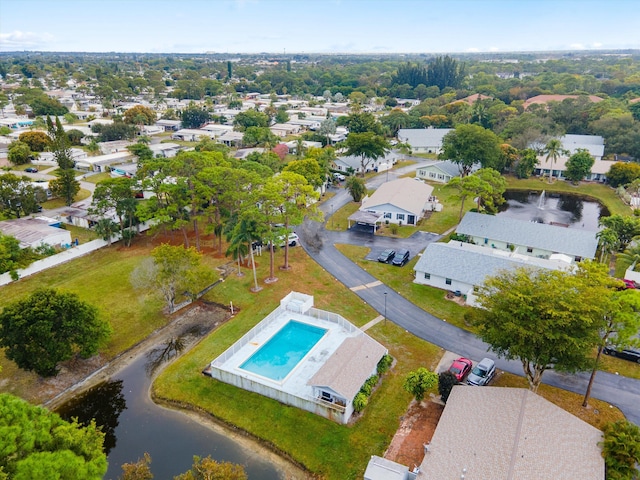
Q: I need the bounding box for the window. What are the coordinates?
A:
[397,214,405,221]
[437,174,445,180]
[424,273,430,280]
[575,256,582,262]
[384,212,392,219]
[484,238,489,244]
[445,278,452,285]
[527,247,533,253]
[429,172,436,178]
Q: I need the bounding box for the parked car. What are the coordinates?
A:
[377,249,395,263]
[467,358,496,386]
[333,172,345,181]
[603,345,640,363]
[392,249,410,266]
[277,233,299,247]
[448,357,473,381]
[25,167,38,173]
[622,279,637,289]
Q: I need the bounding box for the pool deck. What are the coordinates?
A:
[211,310,356,400]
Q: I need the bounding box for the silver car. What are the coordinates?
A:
[467,358,496,386]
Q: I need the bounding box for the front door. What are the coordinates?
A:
[408,215,415,225]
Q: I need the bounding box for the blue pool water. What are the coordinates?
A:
[240,320,326,381]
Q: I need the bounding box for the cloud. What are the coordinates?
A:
[0,30,54,50]
[570,43,586,50]
[466,47,480,52]
[592,42,603,48]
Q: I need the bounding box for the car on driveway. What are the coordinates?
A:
[25,167,38,173]
[467,358,496,386]
[377,249,395,263]
[603,345,640,363]
[392,249,410,266]
[332,172,345,181]
[448,357,473,381]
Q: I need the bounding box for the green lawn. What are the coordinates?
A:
[153,247,444,480]
[82,172,111,184]
[335,244,472,331]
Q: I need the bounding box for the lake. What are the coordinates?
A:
[497,190,609,231]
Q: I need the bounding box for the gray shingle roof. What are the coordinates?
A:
[307,334,386,400]
[361,177,434,216]
[413,241,568,286]
[456,212,598,259]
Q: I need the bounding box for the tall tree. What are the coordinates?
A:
[49,169,80,206]
[226,213,264,292]
[440,124,502,176]
[427,55,466,90]
[174,455,247,480]
[344,132,390,175]
[599,214,640,252]
[0,288,112,376]
[46,115,74,169]
[270,171,319,270]
[180,103,211,129]
[582,288,640,407]
[446,168,506,220]
[90,177,138,245]
[0,393,107,479]
[130,244,215,312]
[564,148,595,184]
[542,138,568,184]
[474,262,611,392]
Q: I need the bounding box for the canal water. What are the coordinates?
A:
[56,346,285,479]
[497,190,609,230]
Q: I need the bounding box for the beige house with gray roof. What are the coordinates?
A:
[360,177,438,226]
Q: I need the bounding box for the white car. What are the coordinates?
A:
[277,233,299,247]
[333,172,346,181]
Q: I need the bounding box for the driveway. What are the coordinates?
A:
[299,167,640,426]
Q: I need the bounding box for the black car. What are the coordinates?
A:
[392,249,410,266]
[377,249,395,263]
[25,167,38,173]
[603,345,640,363]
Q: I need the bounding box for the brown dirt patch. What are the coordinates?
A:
[385,398,444,469]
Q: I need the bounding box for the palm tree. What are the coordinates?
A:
[543,139,567,184]
[226,216,263,292]
[596,228,619,264]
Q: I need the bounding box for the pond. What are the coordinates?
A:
[56,342,286,479]
[497,190,609,231]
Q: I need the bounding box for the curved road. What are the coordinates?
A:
[299,166,640,426]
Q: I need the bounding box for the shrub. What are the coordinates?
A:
[389,223,399,235]
[438,371,459,403]
[352,392,368,413]
[377,354,393,375]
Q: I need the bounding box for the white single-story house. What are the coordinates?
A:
[75,151,134,172]
[270,123,302,137]
[155,119,182,131]
[360,177,437,227]
[206,292,387,424]
[217,131,244,147]
[413,241,573,306]
[415,160,463,184]
[201,123,234,137]
[171,128,215,142]
[36,148,88,166]
[149,142,183,158]
[0,217,72,249]
[534,134,614,181]
[456,211,598,262]
[397,128,452,154]
[334,151,401,174]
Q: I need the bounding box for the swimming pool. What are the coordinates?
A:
[240,320,327,381]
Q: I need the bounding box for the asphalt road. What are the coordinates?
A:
[298,169,640,426]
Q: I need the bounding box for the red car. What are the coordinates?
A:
[448,357,473,381]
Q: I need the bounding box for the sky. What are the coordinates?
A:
[1,0,639,54]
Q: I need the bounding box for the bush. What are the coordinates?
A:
[389,223,399,235]
[438,371,459,403]
[377,354,393,375]
[352,392,368,413]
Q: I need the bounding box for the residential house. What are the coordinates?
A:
[413,241,573,306]
[415,387,604,479]
[149,142,183,158]
[270,123,301,137]
[415,160,463,183]
[397,128,452,154]
[534,134,614,181]
[334,151,401,175]
[217,131,244,147]
[75,151,134,172]
[171,128,215,142]
[456,212,598,261]
[155,119,182,131]
[0,217,72,249]
[360,177,436,227]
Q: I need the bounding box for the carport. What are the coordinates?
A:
[347,211,384,234]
